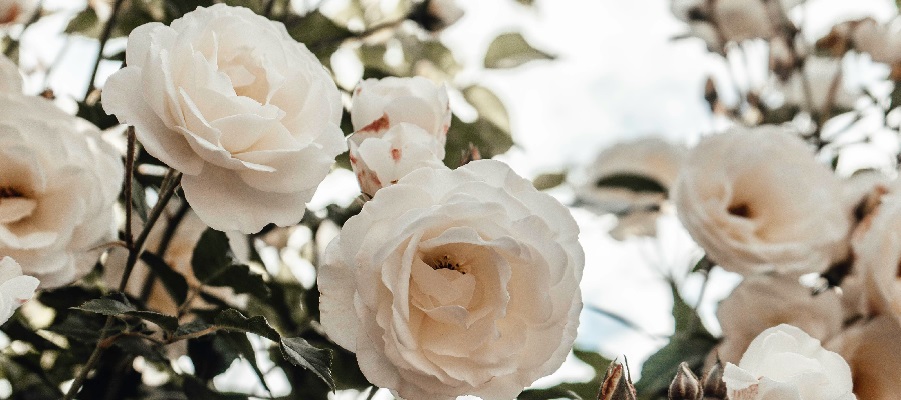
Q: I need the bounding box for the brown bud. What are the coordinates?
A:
[702,360,728,399]
[597,359,637,400]
[669,362,701,400]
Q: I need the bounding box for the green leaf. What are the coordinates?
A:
[192,229,233,281]
[175,320,215,337]
[214,309,280,342]
[463,85,510,133]
[140,252,189,305]
[74,296,179,331]
[517,0,535,5]
[74,297,135,316]
[484,32,555,69]
[595,173,667,194]
[77,100,121,130]
[444,115,514,167]
[206,263,270,299]
[130,178,149,223]
[280,337,335,391]
[286,11,353,61]
[65,9,100,37]
[533,172,567,190]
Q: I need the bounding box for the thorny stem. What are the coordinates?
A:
[63,169,182,400]
[84,0,127,102]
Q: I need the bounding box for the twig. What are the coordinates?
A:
[83,0,127,102]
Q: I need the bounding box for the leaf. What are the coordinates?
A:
[533,172,567,190]
[206,263,270,299]
[463,85,510,133]
[140,252,189,305]
[74,296,179,331]
[214,309,280,342]
[595,173,667,194]
[444,115,514,167]
[76,100,121,130]
[484,32,555,69]
[74,297,136,316]
[219,331,272,394]
[192,228,233,281]
[286,11,353,61]
[280,337,335,391]
[130,178,149,222]
[65,8,100,37]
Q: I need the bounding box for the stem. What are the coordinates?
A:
[84,0,127,102]
[138,200,190,302]
[63,170,182,400]
[123,127,136,250]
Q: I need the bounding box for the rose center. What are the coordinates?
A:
[0,187,23,199]
[430,254,468,274]
[728,202,754,218]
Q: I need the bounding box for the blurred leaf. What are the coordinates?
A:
[484,32,554,69]
[207,263,270,298]
[287,11,353,61]
[214,309,280,342]
[141,252,189,305]
[463,85,510,133]
[595,173,667,194]
[77,100,121,130]
[222,0,264,13]
[635,283,717,399]
[517,0,535,5]
[444,115,514,167]
[165,0,215,21]
[131,178,149,222]
[533,172,567,190]
[65,8,100,37]
[192,229,233,281]
[890,82,901,109]
[280,337,335,391]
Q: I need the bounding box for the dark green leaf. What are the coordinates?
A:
[77,100,121,130]
[206,264,270,299]
[444,115,514,167]
[131,178,149,223]
[214,309,280,342]
[65,8,100,37]
[175,320,215,337]
[484,32,555,69]
[141,251,189,305]
[127,310,179,332]
[595,173,667,194]
[287,11,353,61]
[74,297,135,316]
[280,337,335,391]
[192,228,233,282]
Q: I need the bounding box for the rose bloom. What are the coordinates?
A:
[348,77,451,197]
[852,189,901,325]
[1,92,123,288]
[827,316,901,400]
[716,274,844,365]
[318,160,584,400]
[724,324,856,400]
[0,257,38,325]
[102,4,346,234]
[673,127,852,275]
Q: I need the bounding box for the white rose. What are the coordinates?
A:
[318,160,584,400]
[0,54,22,93]
[102,4,346,234]
[0,93,123,288]
[0,257,38,325]
[673,127,852,275]
[827,316,901,400]
[716,274,844,365]
[348,77,451,197]
[351,76,451,140]
[348,122,447,197]
[713,0,774,41]
[724,324,856,400]
[851,189,901,324]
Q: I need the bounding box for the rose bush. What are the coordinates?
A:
[0,91,122,288]
[723,324,856,400]
[102,4,346,234]
[0,257,38,325]
[318,159,584,400]
[673,126,852,275]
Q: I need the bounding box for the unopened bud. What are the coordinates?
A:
[669,362,701,400]
[702,360,728,399]
[597,359,637,400]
